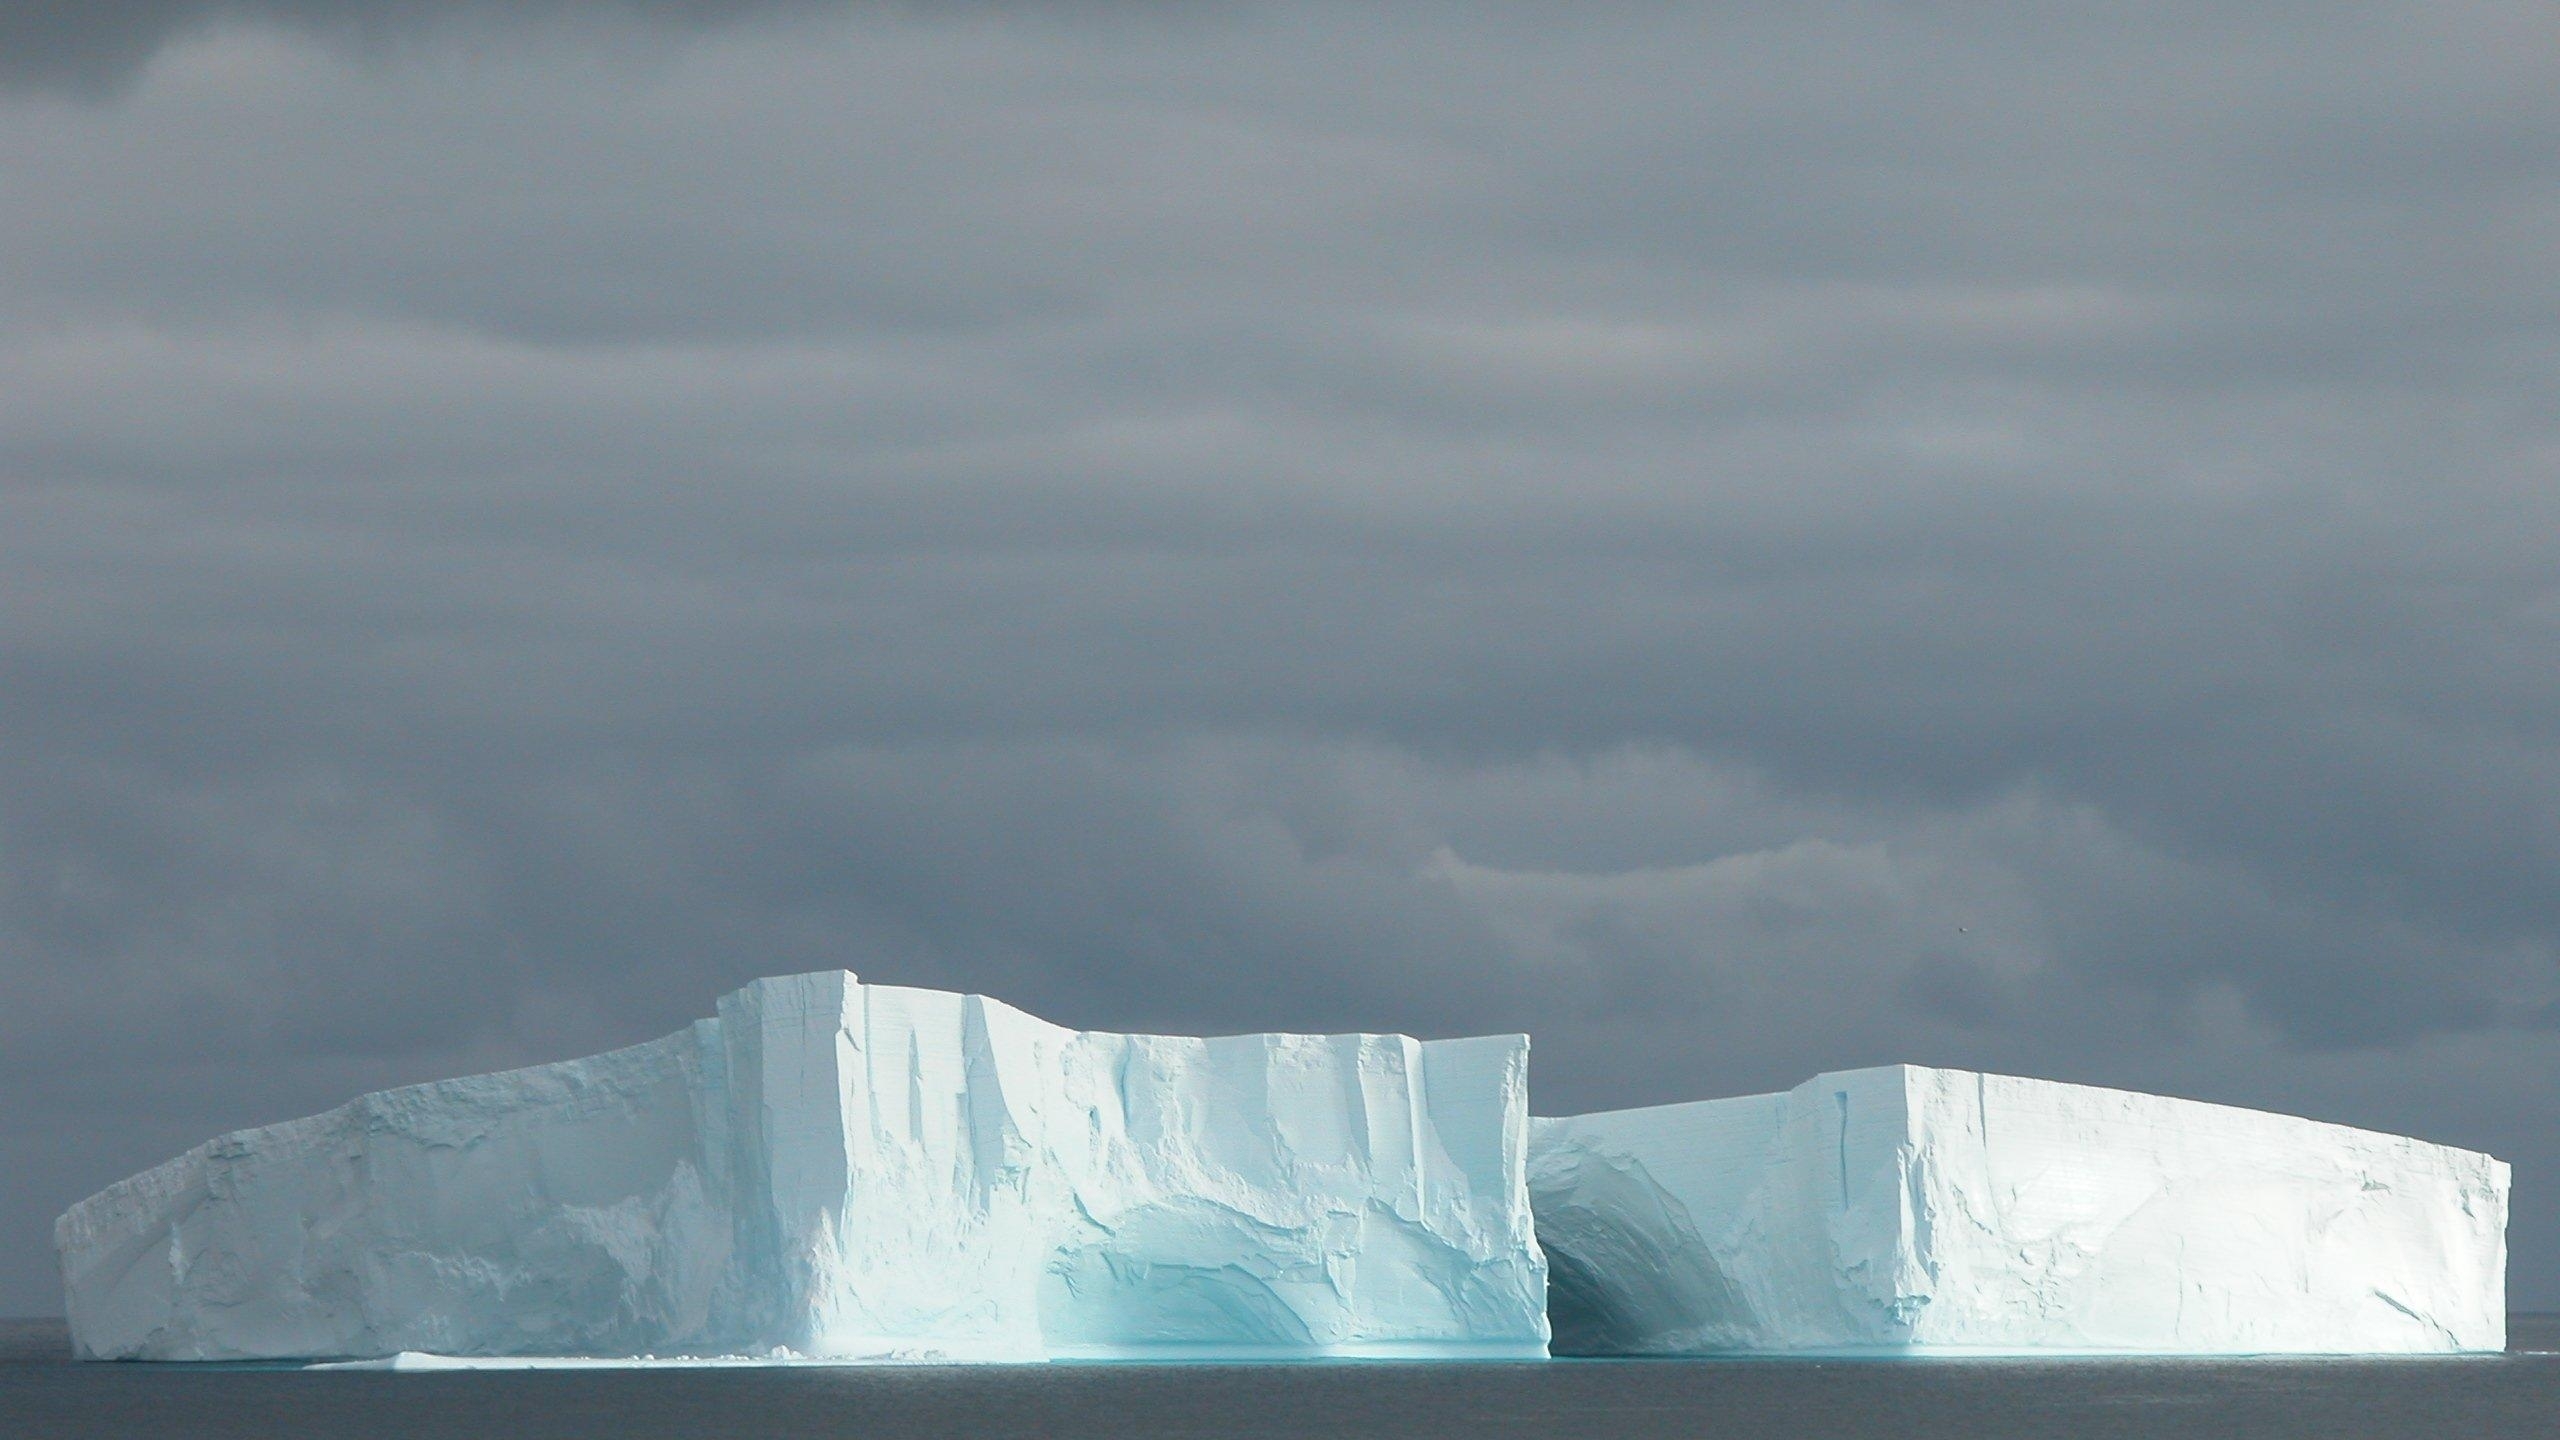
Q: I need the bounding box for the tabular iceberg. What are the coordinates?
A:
[1528,1064,2509,1355]
[57,972,1549,1362]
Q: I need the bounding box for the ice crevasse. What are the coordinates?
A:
[56,972,1550,1362]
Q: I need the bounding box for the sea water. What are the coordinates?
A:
[5,1316,2557,1439]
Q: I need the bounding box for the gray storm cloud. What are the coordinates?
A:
[0,1,822,90]
[4,1,2558,1313]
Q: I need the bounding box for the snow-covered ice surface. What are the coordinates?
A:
[1529,1064,2509,1355]
[57,972,1548,1363]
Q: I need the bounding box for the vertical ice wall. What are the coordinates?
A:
[1528,1064,2509,1354]
[63,994,2506,1362]
[56,972,1550,1362]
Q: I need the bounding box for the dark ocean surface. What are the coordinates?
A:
[5,1315,2555,1439]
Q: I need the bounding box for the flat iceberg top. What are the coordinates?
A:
[1536,1062,2506,1174]
[1529,1064,2507,1357]
[60,971,1549,1364]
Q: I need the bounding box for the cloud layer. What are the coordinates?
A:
[6,3,2559,1312]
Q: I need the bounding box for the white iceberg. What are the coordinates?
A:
[1528,1064,2509,1355]
[58,978,2511,1364]
[57,972,1549,1362]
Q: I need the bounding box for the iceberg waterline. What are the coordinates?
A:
[57,972,2508,1361]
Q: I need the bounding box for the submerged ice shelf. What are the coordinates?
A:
[1528,1065,2509,1355]
[57,972,1548,1362]
[58,976,2510,1362]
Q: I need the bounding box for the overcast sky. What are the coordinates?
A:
[5,1,2558,1315]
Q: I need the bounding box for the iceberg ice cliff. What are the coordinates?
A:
[59,979,2510,1364]
[1529,1064,2508,1355]
[57,972,1549,1362]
